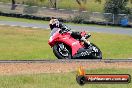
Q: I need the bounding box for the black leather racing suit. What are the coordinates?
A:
[49,23,82,40]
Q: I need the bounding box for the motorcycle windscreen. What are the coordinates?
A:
[50,28,60,37]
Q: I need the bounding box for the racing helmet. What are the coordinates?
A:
[49,17,60,30]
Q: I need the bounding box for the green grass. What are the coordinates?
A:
[91,32,132,59]
[0,25,55,60]
[0,0,105,12]
[0,0,131,12]
[55,0,105,12]
[0,68,132,88]
[0,16,49,24]
[0,25,132,60]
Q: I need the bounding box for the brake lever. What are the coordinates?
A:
[59,30,63,34]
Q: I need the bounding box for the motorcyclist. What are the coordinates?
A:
[49,17,91,45]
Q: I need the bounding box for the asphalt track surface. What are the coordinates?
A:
[0,21,132,36]
[0,59,132,63]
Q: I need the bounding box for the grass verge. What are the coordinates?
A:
[0,25,132,60]
[0,0,131,11]
[0,16,49,24]
[0,25,55,60]
[0,68,131,88]
[0,0,105,12]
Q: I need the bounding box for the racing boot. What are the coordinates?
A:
[81,33,91,48]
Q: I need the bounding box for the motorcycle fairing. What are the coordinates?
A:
[55,33,83,56]
[48,29,83,56]
[72,48,93,59]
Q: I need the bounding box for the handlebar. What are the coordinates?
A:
[59,28,70,34]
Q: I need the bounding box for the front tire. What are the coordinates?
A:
[53,43,72,59]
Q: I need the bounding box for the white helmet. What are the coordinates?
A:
[49,18,60,28]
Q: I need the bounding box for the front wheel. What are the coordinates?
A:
[53,43,72,59]
[89,43,102,59]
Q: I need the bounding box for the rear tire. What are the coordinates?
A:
[53,43,72,59]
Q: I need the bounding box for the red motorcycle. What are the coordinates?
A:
[48,25,102,59]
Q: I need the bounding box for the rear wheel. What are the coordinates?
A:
[53,43,72,59]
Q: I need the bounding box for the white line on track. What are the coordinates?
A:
[21,26,29,28]
[10,25,17,27]
[0,24,5,26]
[0,23,42,29]
[32,27,39,29]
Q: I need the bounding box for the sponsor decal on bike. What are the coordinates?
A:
[72,41,79,46]
[81,51,91,56]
